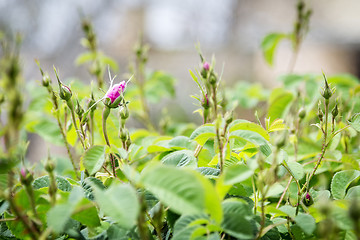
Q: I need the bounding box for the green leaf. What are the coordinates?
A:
[0,174,7,191]
[268,119,288,132]
[82,145,106,175]
[294,213,316,235]
[278,205,296,218]
[47,204,73,233]
[327,74,359,88]
[284,161,304,181]
[221,199,254,239]
[161,150,197,168]
[345,186,360,199]
[81,177,106,200]
[261,33,287,66]
[99,55,119,72]
[196,167,220,177]
[267,89,293,124]
[93,184,139,229]
[173,214,211,240]
[229,121,269,141]
[140,164,222,223]
[223,164,253,185]
[29,119,63,146]
[4,212,29,239]
[75,52,96,65]
[229,130,267,146]
[168,136,196,150]
[33,176,72,192]
[348,113,360,132]
[190,125,216,146]
[331,170,360,199]
[71,198,100,227]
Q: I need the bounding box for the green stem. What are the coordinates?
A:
[102,106,117,177]
[67,100,86,150]
[102,106,111,147]
[194,145,203,158]
[90,111,95,146]
[0,218,16,222]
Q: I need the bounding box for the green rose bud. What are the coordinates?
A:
[298,107,306,119]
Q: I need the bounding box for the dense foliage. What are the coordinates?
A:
[1,2,360,240]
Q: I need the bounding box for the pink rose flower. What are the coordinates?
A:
[105,81,126,104]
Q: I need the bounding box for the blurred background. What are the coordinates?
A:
[1,0,360,111]
[1,0,360,160]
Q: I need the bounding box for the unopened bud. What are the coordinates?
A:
[54,67,72,101]
[203,62,210,71]
[87,94,97,112]
[209,73,217,86]
[45,160,55,173]
[318,102,324,122]
[120,104,129,120]
[298,107,306,119]
[321,73,333,99]
[125,132,131,147]
[225,111,233,125]
[20,168,33,186]
[120,127,128,141]
[59,84,72,101]
[331,103,338,118]
[75,99,84,118]
[303,192,314,206]
[42,73,51,87]
[202,94,210,109]
[200,62,209,79]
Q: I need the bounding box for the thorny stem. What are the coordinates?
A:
[303,98,329,193]
[255,185,270,240]
[137,192,150,240]
[282,163,302,215]
[211,86,218,120]
[45,83,79,179]
[276,176,293,209]
[252,176,257,215]
[55,112,79,179]
[216,126,224,173]
[260,220,288,238]
[24,185,39,220]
